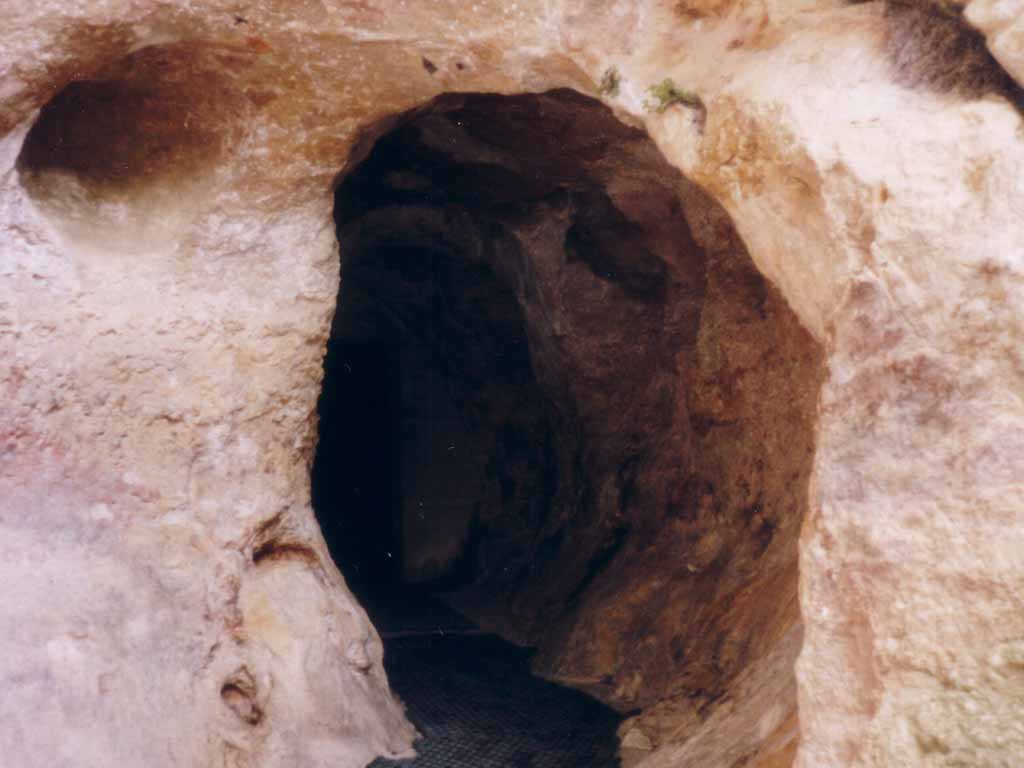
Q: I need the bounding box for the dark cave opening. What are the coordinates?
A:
[312,91,632,766]
[310,88,824,767]
[311,238,549,615]
[312,339,403,591]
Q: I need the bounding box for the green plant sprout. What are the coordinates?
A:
[644,78,703,113]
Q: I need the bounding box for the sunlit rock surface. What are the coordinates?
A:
[2,2,1023,767]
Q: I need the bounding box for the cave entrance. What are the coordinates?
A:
[312,90,824,767]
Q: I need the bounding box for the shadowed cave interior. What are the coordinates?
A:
[311,90,825,767]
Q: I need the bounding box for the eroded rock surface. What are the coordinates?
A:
[3,2,1023,768]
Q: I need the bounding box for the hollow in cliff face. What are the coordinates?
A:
[312,90,825,765]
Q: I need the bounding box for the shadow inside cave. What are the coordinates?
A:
[311,256,624,766]
[310,87,822,768]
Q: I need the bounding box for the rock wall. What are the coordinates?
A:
[3,2,1023,768]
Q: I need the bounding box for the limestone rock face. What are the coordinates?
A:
[2,2,1023,768]
[967,0,1024,88]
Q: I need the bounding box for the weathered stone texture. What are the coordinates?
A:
[3,2,1023,767]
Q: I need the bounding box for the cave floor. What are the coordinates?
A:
[366,596,622,768]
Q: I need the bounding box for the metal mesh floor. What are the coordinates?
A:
[369,633,622,768]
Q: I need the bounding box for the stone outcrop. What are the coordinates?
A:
[3,2,1023,768]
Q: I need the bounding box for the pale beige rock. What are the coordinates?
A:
[967,0,1024,86]
[3,1,1024,767]
[565,4,1024,765]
